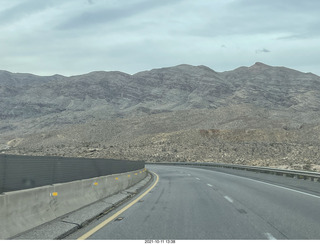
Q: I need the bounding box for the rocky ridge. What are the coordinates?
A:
[1,63,320,171]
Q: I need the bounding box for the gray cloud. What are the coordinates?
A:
[0,0,58,25]
[0,0,319,76]
[277,18,320,40]
[57,0,182,30]
[256,49,271,54]
[184,0,320,39]
[229,0,320,15]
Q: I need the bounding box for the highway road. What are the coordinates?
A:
[67,164,320,240]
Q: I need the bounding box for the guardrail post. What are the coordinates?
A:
[311,177,319,182]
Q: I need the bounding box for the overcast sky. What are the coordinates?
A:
[1,0,319,76]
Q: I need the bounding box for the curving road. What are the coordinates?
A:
[68,164,320,240]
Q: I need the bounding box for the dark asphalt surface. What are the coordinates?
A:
[69,164,320,240]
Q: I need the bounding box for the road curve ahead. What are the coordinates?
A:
[73,164,320,240]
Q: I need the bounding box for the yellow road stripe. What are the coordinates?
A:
[77,171,159,240]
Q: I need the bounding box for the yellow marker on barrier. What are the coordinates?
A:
[115,177,119,180]
[51,192,58,197]
[128,175,131,178]
[135,173,138,175]
[93,182,98,186]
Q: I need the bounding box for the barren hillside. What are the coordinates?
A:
[2,63,320,171]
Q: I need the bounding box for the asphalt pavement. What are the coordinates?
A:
[67,164,320,240]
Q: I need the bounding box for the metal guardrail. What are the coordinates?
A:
[150,162,320,182]
[0,154,145,193]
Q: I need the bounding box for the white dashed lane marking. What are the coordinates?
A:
[224,196,234,203]
[264,232,277,240]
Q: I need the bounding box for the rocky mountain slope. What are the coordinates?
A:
[1,63,320,171]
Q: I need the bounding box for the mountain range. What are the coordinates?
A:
[1,62,320,171]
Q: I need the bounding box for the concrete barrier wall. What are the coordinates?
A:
[0,154,145,193]
[0,168,147,239]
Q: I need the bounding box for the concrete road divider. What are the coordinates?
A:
[0,168,147,239]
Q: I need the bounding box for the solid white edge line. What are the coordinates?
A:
[231,173,320,200]
[207,184,213,187]
[196,168,320,200]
